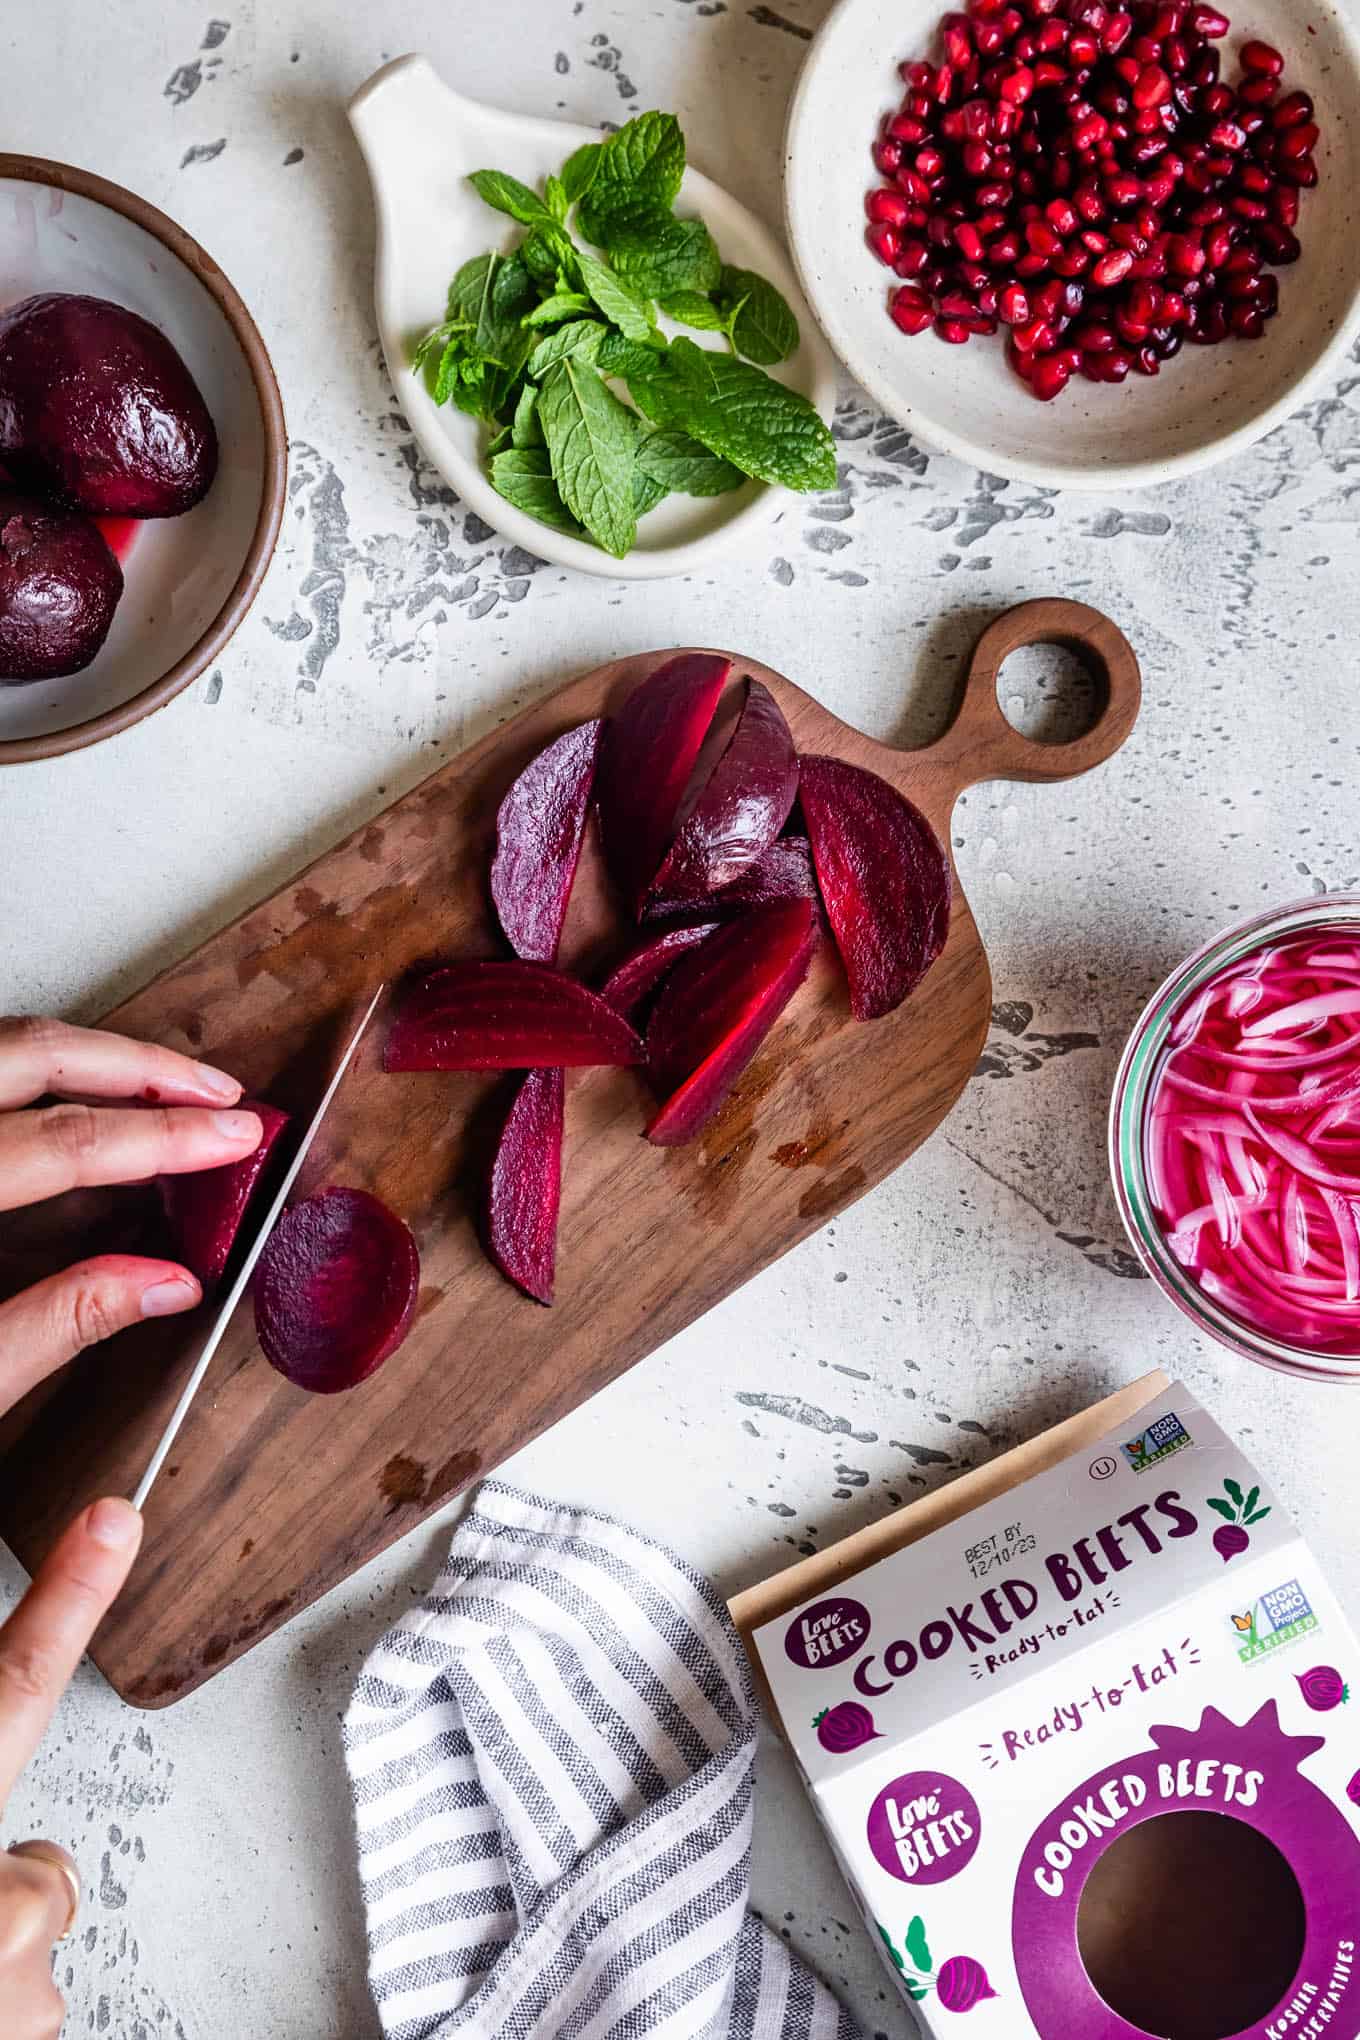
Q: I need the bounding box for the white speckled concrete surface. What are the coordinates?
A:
[2,4,1359,2036]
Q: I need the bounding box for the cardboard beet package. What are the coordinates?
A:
[751,1384,1360,2038]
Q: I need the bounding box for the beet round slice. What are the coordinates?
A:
[643,835,818,929]
[158,1100,289,1289]
[645,898,816,1146]
[647,680,798,902]
[486,1067,565,1304]
[254,1187,419,1393]
[596,651,731,912]
[798,755,951,1021]
[491,720,603,964]
[599,923,721,1019]
[385,961,643,1070]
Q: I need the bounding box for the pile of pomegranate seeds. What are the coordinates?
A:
[865,1,1317,399]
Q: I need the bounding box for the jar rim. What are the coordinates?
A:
[1108,893,1360,1383]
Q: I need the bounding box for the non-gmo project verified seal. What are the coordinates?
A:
[1231,1579,1319,1666]
[1121,1411,1192,1474]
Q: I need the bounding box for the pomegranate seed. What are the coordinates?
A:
[1036,18,1066,50]
[1091,247,1134,286]
[873,137,904,175]
[1209,121,1245,150]
[934,60,957,100]
[1030,353,1071,398]
[1277,121,1320,161]
[1074,178,1105,221]
[959,96,993,137]
[1241,38,1283,76]
[1229,302,1265,337]
[1080,227,1110,252]
[1045,196,1079,234]
[962,139,994,176]
[1072,112,1108,149]
[1012,314,1057,349]
[1204,221,1234,266]
[1238,74,1279,107]
[1014,250,1050,276]
[992,100,1021,136]
[894,238,932,276]
[1068,27,1099,61]
[1104,171,1140,207]
[900,59,934,87]
[1073,318,1116,350]
[1033,57,1067,84]
[1258,272,1280,314]
[935,316,973,341]
[1271,183,1300,227]
[867,189,911,227]
[916,144,946,178]
[1281,153,1318,187]
[890,285,935,334]
[1034,277,1067,319]
[1026,217,1063,256]
[988,229,1023,263]
[998,282,1031,322]
[888,112,927,143]
[999,63,1036,102]
[867,223,903,265]
[1052,245,1092,275]
[1272,90,1314,129]
[896,167,933,203]
[1131,64,1172,109]
[950,222,982,261]
[1103,10,1134,49]
[1230,194,1268,220]
[1132,343,1160,374]
[1187,2,1228,30]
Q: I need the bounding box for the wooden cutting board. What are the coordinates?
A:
[0,598,1138,1707]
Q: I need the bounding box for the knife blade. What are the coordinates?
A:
[131,984,385,1511]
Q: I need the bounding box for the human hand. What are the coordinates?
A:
[0,1016,262,2035]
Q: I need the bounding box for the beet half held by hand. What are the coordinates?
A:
[487,1067,565,1304]
[385,961,644,1070]
[645,897,816,1146]
[643,836,818,930]
[491,720,603,964]
[254,1187,420,1393]
[647,679,799,902]
[799,755,951,1020]
[0,293,218,516]
[596,651,731,912]
[158,1099,289,1289]
[0,488,122,681]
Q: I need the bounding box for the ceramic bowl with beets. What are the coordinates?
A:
[784,0,1360,487]
[0,157,286,762]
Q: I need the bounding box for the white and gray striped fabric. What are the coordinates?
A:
[343,1481,859,2040]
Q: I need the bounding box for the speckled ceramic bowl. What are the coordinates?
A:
[785,0,1360,489]
[0,157,286,762]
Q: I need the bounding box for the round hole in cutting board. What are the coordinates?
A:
[1075,1810,1305,2039]
[995,640,1104,746]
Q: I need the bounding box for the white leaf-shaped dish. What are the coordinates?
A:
[348,56,838,579]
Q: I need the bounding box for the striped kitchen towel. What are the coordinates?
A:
[343,1480,860,2040]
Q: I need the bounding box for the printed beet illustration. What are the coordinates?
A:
[936,1957,998,2014]
[1296,1665,1349,1713]
[813,1701,881,1755]
[1347,1769,1360,1808]
[0,292,218,516]
[1207,1478,1270,1563]
[878,1915,997,2014]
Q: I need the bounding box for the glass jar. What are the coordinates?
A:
[1109,894,1360,1384]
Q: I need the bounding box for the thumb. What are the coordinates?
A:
[0,1499,143,1807]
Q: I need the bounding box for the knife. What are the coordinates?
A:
[131,984,385,1511]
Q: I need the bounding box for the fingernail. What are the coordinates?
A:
[88,1498,141,1550]
[212,1109,262,1143]
[141,1277,198,1318]
[194,1063,241,1101]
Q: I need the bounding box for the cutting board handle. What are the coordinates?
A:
[909,597,1140,805]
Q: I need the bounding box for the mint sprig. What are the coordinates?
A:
[412,109,835,558]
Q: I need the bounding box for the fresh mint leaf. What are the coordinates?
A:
[545,173,568,223]
[612,217,721,299]
[522,224,582,290]
[637,428,744,497]
[577,111,686,246]
[468,169,554,228]
[412,318,465,376]
[512,383,542,449]
[537,357,638,557]
[659,289,726,331]
[634,466,668,515]
[487,423,513,457]
[716,265,800,365]
[450,251,537,372]
[491,448,583,536]
[528,319,605,378]
[652,337,836,490]
[560,140,602,205]
[624,369,680,427]
[576,249,655,341]
[523,291,593,326]
[597,330,668,378]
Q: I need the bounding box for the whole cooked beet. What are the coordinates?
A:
[0,488,122,681]
[0,293,218,516]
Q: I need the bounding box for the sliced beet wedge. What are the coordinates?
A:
[596,651,731,912]
[385,961,643,1070]
[798,755,951,1021]
[643,835,818,929]
[158,1100,289,1289]
[254,1187,420,1393]
[645,898,816,1147]
[491,720,603,963]
[486,1067,565,1304]
[599,922,721,1019]
[647,679,798,901]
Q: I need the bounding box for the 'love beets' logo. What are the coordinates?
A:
[785,1596,871,1670]
[867,1770,982,1886]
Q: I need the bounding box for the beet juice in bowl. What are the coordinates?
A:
[1111,896,1360,1380]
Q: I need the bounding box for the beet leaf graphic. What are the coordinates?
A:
[1207,1480,1270,1562]
[877,1917,995,2012]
